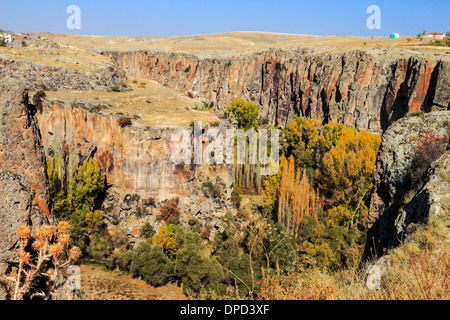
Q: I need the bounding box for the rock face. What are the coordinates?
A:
[0,57,129,91]
[103,49,449,131]
[36,99,235,203]
[0,79,52,218]
[365,111,450,258]
[0,169,35,279]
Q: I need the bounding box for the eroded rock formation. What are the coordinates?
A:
[365,111,450,258]
[0,79,52,218]
[103,49,449,131]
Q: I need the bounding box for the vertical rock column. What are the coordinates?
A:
[0,78,52,219]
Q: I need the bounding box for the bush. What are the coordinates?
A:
[33,90,46,112]
[157,198,180,224]
[409,128,448,184]
[131,242,174,286]
[118,116,132,128]
[201,179,222,199]
[175,233,225,293]
[141,222,155,239]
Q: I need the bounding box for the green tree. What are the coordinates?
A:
[226,98,259,130]
[131,242,174,286]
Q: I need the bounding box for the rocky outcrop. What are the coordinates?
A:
[103,49,449,131]
[0,169,35,283]
[0,57,129,91]
[0,79,52,218]
[37,99,234,200]
[365,111,450,258]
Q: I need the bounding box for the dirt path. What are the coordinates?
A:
[79,264,187,300]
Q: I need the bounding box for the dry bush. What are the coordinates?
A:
[258,268,337,300]
[335,217,450,300]
[118,116,133,128]
[410,127,448,184]
[1,222,81,300]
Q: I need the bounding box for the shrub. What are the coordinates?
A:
[175,233,225,293]
[131,242,174,286]
[231,183,242,207]
[141,222,155,239]
[201,179,222,199]
[200,228,211,240]
[21,40,27,47]
[33,90,46,112]
[157,198,180,224]
[409,128,448,184]
[143,197,155,206]
[118,116,132,128]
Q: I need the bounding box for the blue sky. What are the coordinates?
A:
[0,0,448,37]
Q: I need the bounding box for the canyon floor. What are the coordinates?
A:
[79,265,186,300]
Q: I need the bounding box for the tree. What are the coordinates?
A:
[131,242,174,286]
[157,198,180,224]
[277,155,318,234]
[318,126,381,227]
[226,98,259,130]
[152,224,179,256]
[283,117,319,169]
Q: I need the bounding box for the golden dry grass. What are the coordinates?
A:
[0,35,115,72]
[39,77,219,128]
[79,264,186,300]
[38,31,450,60]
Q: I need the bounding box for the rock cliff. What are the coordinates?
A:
[37,99,234,200]
[103,48,449,131]
[0,79,52,299]
[0,79,52,218]
[365,111,450,258]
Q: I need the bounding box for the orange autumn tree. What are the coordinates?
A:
[277,155,318,234]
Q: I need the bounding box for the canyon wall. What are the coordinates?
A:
[0,79,52,295]
[36,99,234,201]
[365,111,450,258]
[0,79,52,218]
[103,49,449,131]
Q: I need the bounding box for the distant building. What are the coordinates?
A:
[426,32,445,40]
[1,33,13,43]
[389,33,400,39]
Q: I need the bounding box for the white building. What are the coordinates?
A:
[1,33,13,43]
[426,32,445,40]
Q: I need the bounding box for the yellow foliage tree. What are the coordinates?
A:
[152,224,179,256]
[277,155,318,234]
[318,125,381,227]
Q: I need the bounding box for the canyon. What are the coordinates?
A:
[103,48,449,132]
[0,32,449,299]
